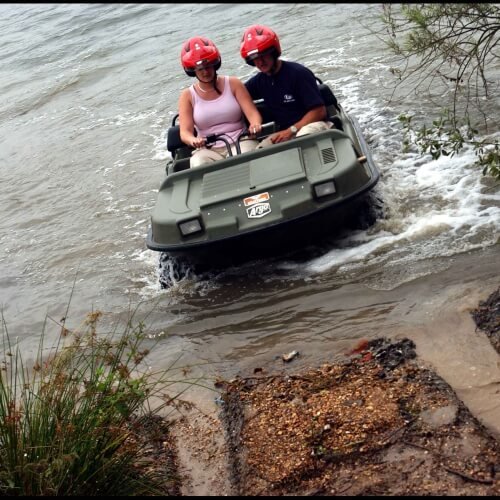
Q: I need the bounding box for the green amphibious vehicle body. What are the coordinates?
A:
[146,81,380,265]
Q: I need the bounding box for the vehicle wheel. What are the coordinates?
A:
[158,253,194,288]
[352,191,384,230]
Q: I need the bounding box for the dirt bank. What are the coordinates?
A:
[219,337,499,495]
[143,287,500,495]
[471,287,500,354]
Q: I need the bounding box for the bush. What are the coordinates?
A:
[0,309,193,496]
[378,4,500,180]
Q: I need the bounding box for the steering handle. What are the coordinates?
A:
[240,121,276,139]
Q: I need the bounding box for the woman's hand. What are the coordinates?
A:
[189,135,206,149]
[248,123,262,138]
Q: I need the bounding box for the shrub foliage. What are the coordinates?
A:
[379,3,499,179]
[0,310,188,496]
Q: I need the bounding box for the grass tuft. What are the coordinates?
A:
[0,307,197,496]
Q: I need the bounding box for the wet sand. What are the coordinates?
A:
[219,337,499,495]
[151,283,500,495]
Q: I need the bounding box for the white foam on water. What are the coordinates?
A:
[301,70,500,279]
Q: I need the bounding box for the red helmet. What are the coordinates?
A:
[240,25,281,66]
[181,36,221,77]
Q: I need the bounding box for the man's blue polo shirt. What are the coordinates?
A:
[245,60,324,130]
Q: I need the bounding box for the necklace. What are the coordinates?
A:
[196,83,212,93]
[196,77,218,93]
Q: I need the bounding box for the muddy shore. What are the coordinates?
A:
[141,287,500,496]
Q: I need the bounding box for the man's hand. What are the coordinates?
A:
[270,128,295,144]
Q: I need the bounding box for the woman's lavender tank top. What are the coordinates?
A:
[189,76,245,148]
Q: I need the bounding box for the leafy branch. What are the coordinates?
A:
[398,111,499,178]
[375,3,500,178]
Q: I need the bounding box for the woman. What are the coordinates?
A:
[178,36,262,168]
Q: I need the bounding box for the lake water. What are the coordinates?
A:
[1,3,499,436]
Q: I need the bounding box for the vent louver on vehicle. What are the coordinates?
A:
[321,147,337,164]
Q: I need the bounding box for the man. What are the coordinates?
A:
[240,24,332,146]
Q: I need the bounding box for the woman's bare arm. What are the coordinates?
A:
[230,77,262,135]
[178,89,205,148]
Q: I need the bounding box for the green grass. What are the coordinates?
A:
[0,307,199,496]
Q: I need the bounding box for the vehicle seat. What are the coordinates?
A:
[318,83,340,114]
[167,124,194,160]
[317,83,343,131]
[171,157,191,172]
[166,113,194,160]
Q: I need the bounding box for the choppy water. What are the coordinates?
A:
[1,4,499,435]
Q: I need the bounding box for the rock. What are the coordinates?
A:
[419,404,458,428]
[282,350,299,362]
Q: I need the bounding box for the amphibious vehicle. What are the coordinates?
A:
[146,80,380,267]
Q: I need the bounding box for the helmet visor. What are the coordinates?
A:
[246,47,275,61]
[193,59,218,71]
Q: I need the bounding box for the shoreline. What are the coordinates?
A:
[150,286,500,495]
